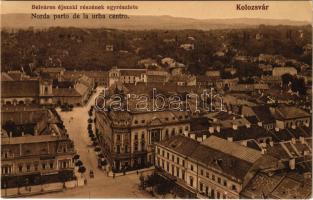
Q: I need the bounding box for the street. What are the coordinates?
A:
[34,87,151,198]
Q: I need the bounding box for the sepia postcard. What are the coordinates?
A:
[0,0,312,199]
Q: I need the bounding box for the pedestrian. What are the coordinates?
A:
[136,170,139,175]
[113,173,115,179]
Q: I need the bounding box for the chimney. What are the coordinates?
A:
[246,123,251,128]
[209,127,214,134]
[257,121,263,127]
[269,141,274,147]
[291,138,296,144]
[291,124,296,129]
[202,135,207,140]
[227,137,233,142]
[34,127,38,136]
[289,158,295,170]
[232,124,238,130]
[241,140,247,146]
[300,136,305,144]
[275,127,280,132]
[216,126,221,133]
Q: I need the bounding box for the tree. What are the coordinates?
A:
[73,154,80,160]
[78,166,86,177]
[75,160,83,167]
[291,77,306,95]
[281,73,294,86]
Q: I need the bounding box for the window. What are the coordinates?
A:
[190,164,194,171]
[26,164,31,172]
[206,172,210,178]
[42,163,46,170]
[167,152,169,159]
[134,120,138,124]
[189,177,193,187]
[217,191,220,199]
[176,157,180,164]
[200,182,203,191]
[18,165,23,172]
[172,155,175,161]
[167,162,169,172]
[141,120,145,123]
[134,144,138,151]
[117,145,120,153]
[117,135,121,141]
[185,126,189,131]
[134,134,138,140]
[162,150,165,157]
[232,185,237,191]
[218,177,221,184]
[125,145,128,153]
[157,148,160,155]
[200,169,204,176]
[179,128,183,134]
[212,174,215,181]
[34,164,38,171]
[50,162,54,169]
[223,180,227,187]
[176,167,180,177]
[182,160,185,167]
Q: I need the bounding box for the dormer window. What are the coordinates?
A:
[141,120,145,123]
[134,120,138,124]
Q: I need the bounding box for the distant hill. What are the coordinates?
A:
[1,13,310,30]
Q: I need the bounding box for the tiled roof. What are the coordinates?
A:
[53,88,81,97]
[275,106,310,119]
[251,106,276,124]
[1,73,14,81]
[201,136,262,164]
[158,135,199,156]
[2,80,39,98]
[190,117,211,132]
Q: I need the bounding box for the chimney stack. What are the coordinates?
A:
[257,121,263,127]
[209,127,214,134]
[275,127,280,132]
[227,137,233,142]
[291,124,296,129]
[246,123,251,128]
[232,124,238,130]
[289,158,295,170]
[300,136,305,144]
[216,126,221,133]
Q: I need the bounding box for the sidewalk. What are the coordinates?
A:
[107,166,155,177]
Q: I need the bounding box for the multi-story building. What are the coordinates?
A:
[95,109,190,172]
[273,106,311,129]
[1,79,53,106]
[108,67,147,87]
[155,135,280,199]
[1,105,76,189]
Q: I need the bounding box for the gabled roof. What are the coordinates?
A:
[202,136,262,164]
[158,135,199,156]
[274,106,310,120]
[2,80,39,98]
[251,106,276,124]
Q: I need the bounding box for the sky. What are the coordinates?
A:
[1,1,312,22]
